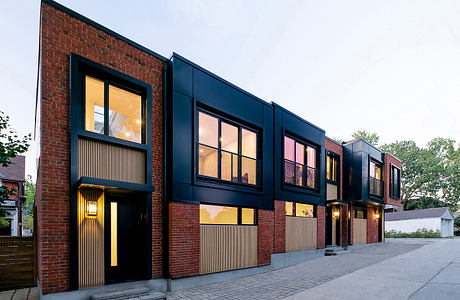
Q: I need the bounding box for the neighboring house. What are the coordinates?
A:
[385,207,454,237]
[34,0,403,298]
[0,155,26,236]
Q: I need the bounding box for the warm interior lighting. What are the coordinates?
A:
[111,202,118,267]
[375,213,380,219]
[86,200,97,217]
[332,210,340,218]
[125,132,130,137]
[136,119,141,124]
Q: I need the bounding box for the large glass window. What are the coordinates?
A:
[390,165,401,199]
[369,161,383,197]
[85,75,144,143]
[284,136,318,189]
[285,201,315,218]
[200,204,256,225]
[326,153,339,182]
[198,111,259,186]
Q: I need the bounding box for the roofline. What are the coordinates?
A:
[42,0,168,62]
[384,152,402,163]
[343,138,383,153]
[325,136,343,147]
[271,102,325,133]
[171,53,272,108]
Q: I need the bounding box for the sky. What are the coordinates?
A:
[0,0,459,179]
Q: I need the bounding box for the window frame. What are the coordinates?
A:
[326,151,340,185]
[196,108,261,188]
[83,73,147,144]
[199,204,258,226]
[390,164,401,199]
[285,201,316,218]
[369,159,384,198]
[353,207,367,219]
[283,134,320,191]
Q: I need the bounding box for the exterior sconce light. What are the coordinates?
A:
[86,200,97,217]
[332,211,340,218]
[375,213,380,219]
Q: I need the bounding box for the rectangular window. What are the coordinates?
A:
[369,161,383,197]
[326,153,339,182]
[390,165,401,199]
[354,208,367,219]
[285,201,315,218]
[84,75,144,143]
[110,202,118,267]
[200,204,256,225]
[284,136,318,189]
[198,111,259,186]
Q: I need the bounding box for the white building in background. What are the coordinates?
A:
[385,207,454,237]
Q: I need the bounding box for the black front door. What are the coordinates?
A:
[105,192,144,284]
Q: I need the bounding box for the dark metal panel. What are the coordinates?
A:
[172,58,193,96]
[194,185,263,208]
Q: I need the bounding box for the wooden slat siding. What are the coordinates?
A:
[200,225,258,274]
[78,188,104,288]
[78,137,145,184]
[353,218,367,245]
[0,237,35,290]
[285,217,317,252]
[327,183,338,200]
[381,212,385,242]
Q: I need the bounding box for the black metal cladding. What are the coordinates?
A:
[167,54,274,210]
[273,104,326,206]
[343,139,384,205]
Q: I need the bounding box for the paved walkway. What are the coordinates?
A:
[168,241,428,299]
[0,288,38,300]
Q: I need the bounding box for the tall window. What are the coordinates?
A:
[198,111,259,186]
[390,165,401,199]
[326,153,339,183]
[284,136,318,189]
[85,75,143,143]
[369,161,383,197]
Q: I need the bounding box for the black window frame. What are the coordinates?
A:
[82,72,147,144]
[353,207,367,219]
[199,204,258,226]
[369,159,384,198]
[326,151,340,184]
[196,108,261,188]
[285,201,316,218]
[283,135,320,191]
[390,164,401,199]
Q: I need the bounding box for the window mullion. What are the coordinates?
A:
[218,119,222,180]
[238,126,242,183]
[103,80,109,136]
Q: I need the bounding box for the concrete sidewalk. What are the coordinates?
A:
[287,238,460,300]
[0,288,38,300]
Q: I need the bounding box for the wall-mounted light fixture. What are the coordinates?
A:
[375,213,380,219]
[86,200,97,217]
[333,210,340,218]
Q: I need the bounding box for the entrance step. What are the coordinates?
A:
[324,245,349,256]
[92,287,166,300]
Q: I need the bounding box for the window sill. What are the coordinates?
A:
[78,130,148,151]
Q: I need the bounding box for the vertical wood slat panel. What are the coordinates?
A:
[285,217,317,252]
[326,183,338,201]
[200,225,258,274]
[78,138,145,184]
[78,188,104,288]
[353,218,367,245]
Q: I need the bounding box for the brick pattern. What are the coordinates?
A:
[349,203,354,245]
[383,153,402,207]
[339,204,349,246]
[316,206,325,249]
[2,181,19,201]
[273,200,286,253]
[258,209,274,266]
[325,138,343,200]
[367,206,379,243]
[38,2,165,293]
[168,202,200,279]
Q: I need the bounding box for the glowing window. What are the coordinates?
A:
[295,203,314,218]
[285,201,294,216]
[110,202,118,267]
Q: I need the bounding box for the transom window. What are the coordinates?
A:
[326,153,339,183]
[369,161,383,197]
[199,204,256,225]
[284,136,318,189]
[198,111,259,186]
[85,75,144,143]
[285,201,315,218]
[390,165,401,199]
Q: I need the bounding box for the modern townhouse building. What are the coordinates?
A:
[34,0,402,298]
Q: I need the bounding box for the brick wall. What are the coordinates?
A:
[349,203,354,245]
[339,204,348,246]
[274,200,285,253]
[2,181,19,201]
[367,206,379,243]
[383,153,402,207]
[39,2,165,293]
[325,138,343,200]
[316,206,325,249]
[168,202,200,278]
[258,209,274,266]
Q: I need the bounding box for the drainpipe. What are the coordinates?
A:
[162,63,169,279]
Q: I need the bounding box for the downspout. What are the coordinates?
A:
[162,63,169,279]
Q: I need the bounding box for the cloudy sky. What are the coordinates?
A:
[1,0,459,178]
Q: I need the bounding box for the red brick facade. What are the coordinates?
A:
[325,138,344,200]
[258,209,274,266]
[168,203,200,279]
[383,153,402,207]
[37,2,165,293]
[274,200,286,253]
[367,206,380,243]
[316,205,326,249]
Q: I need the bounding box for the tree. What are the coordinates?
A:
[22,175,35,231]
[351,130,379,146]
[0,111,31,227]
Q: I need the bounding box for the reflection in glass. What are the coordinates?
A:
[307,168,316,188]
[307,146,316,168]
[199,112,218,147]
[296,143,304,164]
[200,204,238,224]
[285,160,295,184]
[85,76,105,134]
[242,129,257,159]
[108,84,142,143]
[296,163,303,186]
[284,137,295,161]
[295,203,314,217]
[198,145,218,178]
